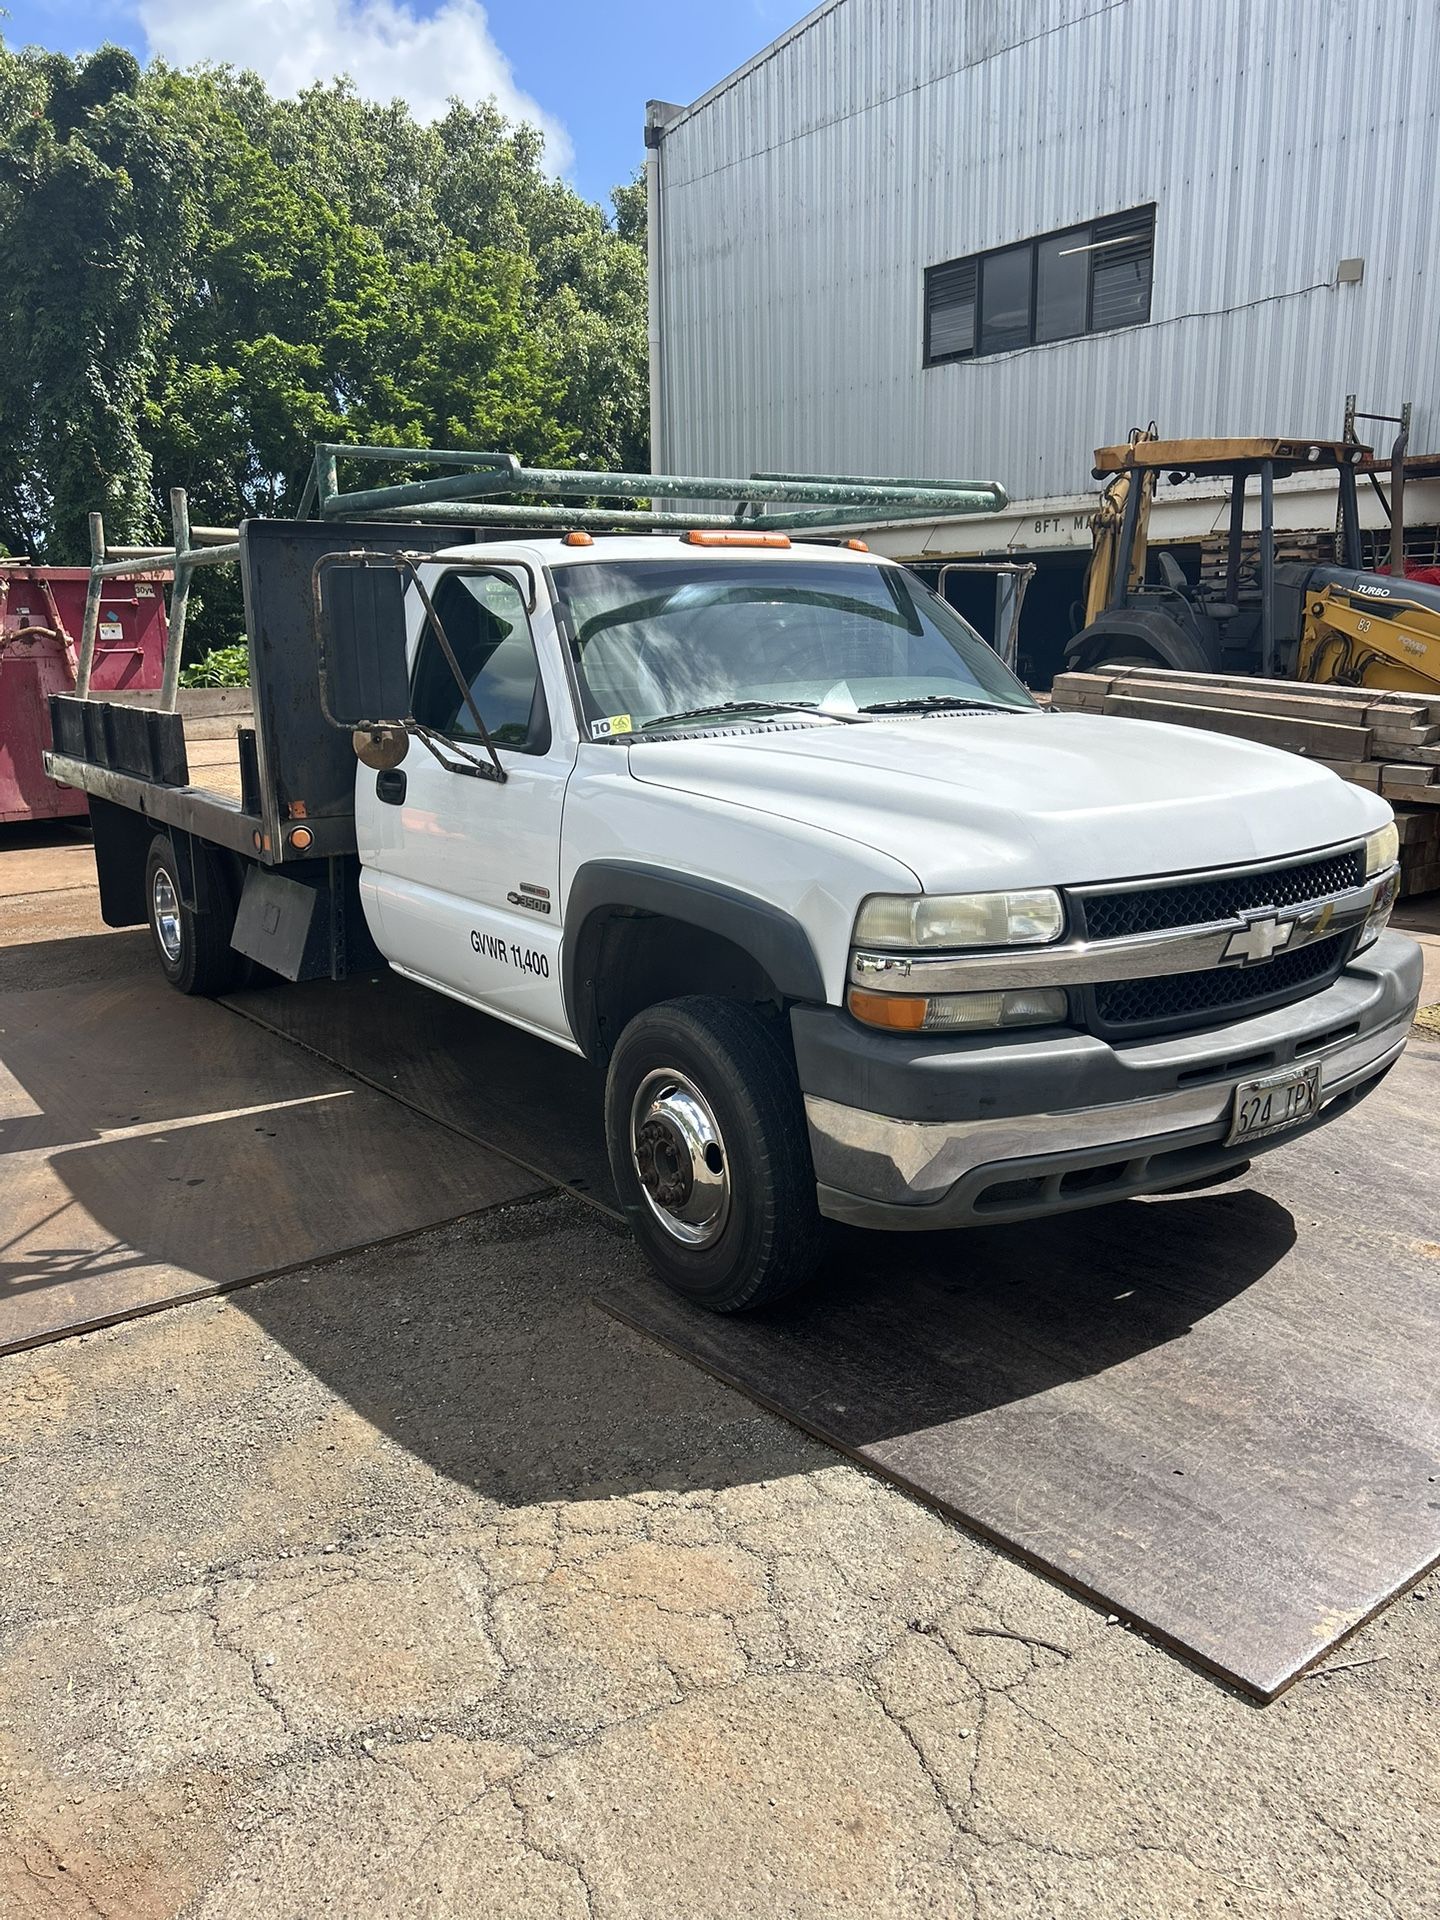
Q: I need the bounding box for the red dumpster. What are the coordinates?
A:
[0,564,169,824]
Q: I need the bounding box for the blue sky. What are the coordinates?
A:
[0,0,808,208]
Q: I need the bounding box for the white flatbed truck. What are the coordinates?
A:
[46,448,1421,1311]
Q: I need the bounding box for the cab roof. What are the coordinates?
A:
[1093,436,1371,479]
[428,533,897,569]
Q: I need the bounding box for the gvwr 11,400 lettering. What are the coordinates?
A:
[470,930,550,977]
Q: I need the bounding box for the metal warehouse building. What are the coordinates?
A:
[645,0,1440,677]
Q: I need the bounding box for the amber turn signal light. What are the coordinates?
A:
[847,987,928,1031]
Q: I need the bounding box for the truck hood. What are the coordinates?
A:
[625,710,1387,890]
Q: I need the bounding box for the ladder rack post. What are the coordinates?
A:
[160,489,193,713]
[75,512,106,698]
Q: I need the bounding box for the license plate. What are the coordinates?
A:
[1226,1062,1321,1146]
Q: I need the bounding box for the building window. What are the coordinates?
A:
[924,205,1155,365]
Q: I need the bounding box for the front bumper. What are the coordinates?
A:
[794,932,1422,1230]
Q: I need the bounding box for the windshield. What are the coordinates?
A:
[552,557,1036,734]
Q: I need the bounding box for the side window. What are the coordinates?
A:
[410,571,549,753]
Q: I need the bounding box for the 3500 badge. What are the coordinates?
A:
[471,930,550,977]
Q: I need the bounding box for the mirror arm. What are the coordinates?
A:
[403,567,509,784]
[407,722,504,783]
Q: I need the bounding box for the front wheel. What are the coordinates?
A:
[604,996,827,1313]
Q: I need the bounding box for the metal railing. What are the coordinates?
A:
[76,489,239,707]
[305,442,1009,534]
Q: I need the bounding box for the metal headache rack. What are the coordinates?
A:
[298,440,1008,534]
[73,444,1010,710]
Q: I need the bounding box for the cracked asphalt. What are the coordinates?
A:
[3,1194,1439,1919]
[3,831,1440,1917]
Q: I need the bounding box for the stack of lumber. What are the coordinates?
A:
[1198,531,1324,589]
[1051,666,1440,896]
[1392,807,1440,897]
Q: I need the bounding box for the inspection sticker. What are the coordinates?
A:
[591,714,633,739]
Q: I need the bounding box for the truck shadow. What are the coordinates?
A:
[604,1184,1300,1456]
[236,1179,1296,1509]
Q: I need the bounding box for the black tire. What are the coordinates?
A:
[605,996,827,1313]
[144,833,245,996]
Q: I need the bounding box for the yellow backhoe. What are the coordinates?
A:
[1069,426,1440,692]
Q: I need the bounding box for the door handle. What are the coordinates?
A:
[375,768,407,805]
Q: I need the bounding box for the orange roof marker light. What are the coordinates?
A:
[563,529,594,546]
[684,529,792,549]
[843,538,869,551]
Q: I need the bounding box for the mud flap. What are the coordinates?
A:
[230,858,380,982]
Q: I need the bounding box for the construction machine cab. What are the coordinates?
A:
[1070,434,1371,678]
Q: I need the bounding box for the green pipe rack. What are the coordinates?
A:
[303,442,1009,535]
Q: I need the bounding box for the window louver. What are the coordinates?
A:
[925,259,977,363]
[924,205,1155,365]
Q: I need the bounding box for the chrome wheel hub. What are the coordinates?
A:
[152,867,183,964]
[630,1068,731,1247]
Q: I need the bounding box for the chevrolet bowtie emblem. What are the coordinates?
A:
[1223,914,1295,964]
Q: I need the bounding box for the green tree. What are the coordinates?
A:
[0,41,651,636]
[145,82,398,519]
[359,244,574,462]
[0,44,208,555]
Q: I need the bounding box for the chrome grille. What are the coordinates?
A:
[1081,848,1364,943]
[1091,933,1350,1034]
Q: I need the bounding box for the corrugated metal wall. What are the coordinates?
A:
[651,0,1440,504]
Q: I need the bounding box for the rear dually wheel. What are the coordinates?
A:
[145,832,246,996]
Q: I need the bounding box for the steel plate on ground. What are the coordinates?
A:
[223,971,612,1200]
[0,936,544,1352]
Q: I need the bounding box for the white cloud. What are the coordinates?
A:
[138,0,573,169]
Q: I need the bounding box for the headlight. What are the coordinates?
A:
[1357,868,1401,952]
[848,986,1068,1033]
[1364,821,1399,877]
[854,888,1064,949]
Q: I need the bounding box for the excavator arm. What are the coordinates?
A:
[1082,425,1158,626]
[1297,568,1440,693]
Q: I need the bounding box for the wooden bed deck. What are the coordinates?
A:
[181,714,248,802]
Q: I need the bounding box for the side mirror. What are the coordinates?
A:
[315,561,412,729]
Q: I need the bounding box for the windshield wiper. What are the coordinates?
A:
[859,694,1013,715]
[640,699,866,731]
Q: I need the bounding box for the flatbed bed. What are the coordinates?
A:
[46,521,473,865]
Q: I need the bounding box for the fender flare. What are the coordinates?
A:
[562,860,827,1062]
[1065,608,1216,674]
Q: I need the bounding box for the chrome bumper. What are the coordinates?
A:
[803,934,1421,1230]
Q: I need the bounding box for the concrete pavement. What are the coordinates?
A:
[3,1199,1439,1919]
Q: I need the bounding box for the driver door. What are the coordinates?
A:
[355,564,579,1045]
